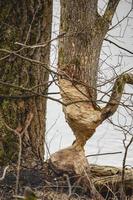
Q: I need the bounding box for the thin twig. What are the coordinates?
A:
[4,113,33,199]
[121,135,133,199]
[15,32,66,49]
[86,151,122,158]
[64,174,72,197]
[104,38,133,54]
[13,195,25,199]
[0,166,9,181]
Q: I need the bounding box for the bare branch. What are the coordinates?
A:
[103,0,120,24]
[13,195,25,199]
[86,151,122,158]
[109,7,133,31]
[121,135,133,189]
[4,113,33,198]
[0,79,65,105]
[15,33,66,49]
[104,38,133,55]
[0,48,57,75]
[101,73,133,120]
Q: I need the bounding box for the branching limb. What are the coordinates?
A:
[104,38,133,55]
[103,0,120,24]
[101,73,133,121]
[121,134,133,198]
[4,113,33,199]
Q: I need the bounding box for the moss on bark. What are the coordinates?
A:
[0,0,52,166]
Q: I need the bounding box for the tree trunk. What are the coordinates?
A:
[58,0,109,149]
[51,0,125,198]
[51,0,132,174]
[0,0,52,167]
[52,1,107,172]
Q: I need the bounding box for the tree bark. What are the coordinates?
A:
[55,0,133,168]
[57,0,115,151]
[51,0,133,198]
[0,0,52,167]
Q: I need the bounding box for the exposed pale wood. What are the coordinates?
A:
[58,0,124,151]
[101,73,133,120]
[50,145,90,175]
[59,79,102,147]
[57,1,130,199]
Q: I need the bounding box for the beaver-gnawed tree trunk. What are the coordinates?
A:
[0,0,52,167]
[50,0,133,196]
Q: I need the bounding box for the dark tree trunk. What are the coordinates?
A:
[0,0,52,167]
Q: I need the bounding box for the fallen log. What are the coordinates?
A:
[90,164,133,199]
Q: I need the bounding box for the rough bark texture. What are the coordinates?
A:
[55,0,133,163]
[57,0,119,151]
[51,1,133,198]
[50,1,120,198]
[0,0,52,166]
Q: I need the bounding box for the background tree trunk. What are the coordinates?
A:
[0,0,52,167]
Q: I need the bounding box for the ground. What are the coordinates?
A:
[0,161,132,200]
